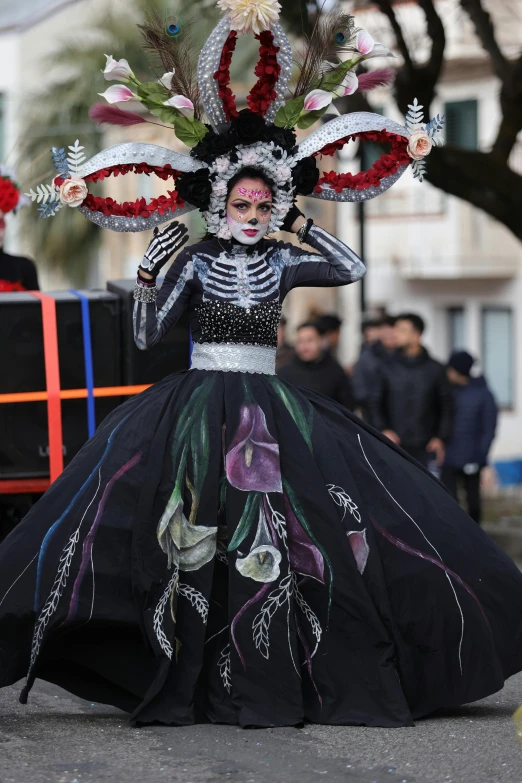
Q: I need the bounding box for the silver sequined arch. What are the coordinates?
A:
[197,15,293,131]
[296,112,412,203]
[76,142,203,233]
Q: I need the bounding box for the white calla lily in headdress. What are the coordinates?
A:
[25,2,445,232]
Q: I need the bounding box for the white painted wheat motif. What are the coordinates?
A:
[218,644,232,692]
[293,576,322,656]
[327,484,361,523]
[153,567,179,659]
[252,574,293,659]
[176,584,209,624]
[27,528,80,677]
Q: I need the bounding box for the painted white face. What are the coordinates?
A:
[226,177,272,245]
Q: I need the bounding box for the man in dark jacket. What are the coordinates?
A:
[441,351,497,524]
[278,322,354,409]
[352,315,396,418]
[368,313,453,470]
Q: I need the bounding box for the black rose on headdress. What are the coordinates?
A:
[191,128,233,164]
[230,110,267,146]
[292,156,320,195]
[176,169,212,210]
[267,127,297,151]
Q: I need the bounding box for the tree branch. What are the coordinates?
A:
[374,0,415,75]
[417,0,446,82]
[459,0,511,82]
[426,146,522,240]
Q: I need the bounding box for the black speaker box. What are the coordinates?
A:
[107,279,190,385]
[0,290,122,478]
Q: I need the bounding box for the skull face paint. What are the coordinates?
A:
[226,177,272,245]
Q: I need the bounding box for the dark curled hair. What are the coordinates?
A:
[395,312,425,335]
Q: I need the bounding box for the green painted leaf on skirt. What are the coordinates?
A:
[228,492,260,552]
[268,378,314,452]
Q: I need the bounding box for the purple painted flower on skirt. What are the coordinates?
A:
[283,494,324,583]
[226,404,282,493]
[347,529,370,574]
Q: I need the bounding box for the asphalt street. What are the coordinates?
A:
[0,675,520,783]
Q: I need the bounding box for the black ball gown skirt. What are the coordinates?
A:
[1,369,521,728]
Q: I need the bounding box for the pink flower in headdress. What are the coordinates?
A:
[213,180,228,197]
[163,95,194,119]
[303,89,333,112]
[407,130,433,160]
[98,85,136,104]
[58,176,89,208]
[215,157,231,174]
[241,149,261,166]
[102,55,135,83]
[274,165,291,183]
[217,224,232,239]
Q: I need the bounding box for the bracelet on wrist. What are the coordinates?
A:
[297,218,314,244]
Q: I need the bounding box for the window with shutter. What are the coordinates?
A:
[481,308,513,408]
[444,100,478,149]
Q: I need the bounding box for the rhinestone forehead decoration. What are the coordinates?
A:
[236,187,272,203]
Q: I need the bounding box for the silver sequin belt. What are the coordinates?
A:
[190,342,276,375]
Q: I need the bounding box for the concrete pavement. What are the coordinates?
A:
[0,675,520,783]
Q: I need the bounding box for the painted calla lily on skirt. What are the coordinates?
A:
[347,529,370,574]
[226,404,282,492]
[303,89,334,112]
[283,494,324,583]
[157,490,217,571]
[98,85,137,104]
[236,507,282,583]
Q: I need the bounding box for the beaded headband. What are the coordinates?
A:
[25,1,445,234]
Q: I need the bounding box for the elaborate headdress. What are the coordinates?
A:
[25,1,444,237]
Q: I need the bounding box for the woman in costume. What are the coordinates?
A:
[2,2,522,728]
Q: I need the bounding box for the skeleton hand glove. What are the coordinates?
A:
[137,221,189,282]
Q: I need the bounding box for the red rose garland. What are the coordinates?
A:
[82,162,184,218]
[314,131,411,192]
[0,176,20,214]
[83,162,180,184]
[247,31,281,116]
[215,31,239,122]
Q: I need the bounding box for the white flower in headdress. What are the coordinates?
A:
[103,55,135,83]
[217,0,282,35]
[215,157,231,174]
[163,95,195,119]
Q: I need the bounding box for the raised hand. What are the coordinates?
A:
[138,221,189,280]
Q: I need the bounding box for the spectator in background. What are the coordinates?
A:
[368,313,453,471]
[361,316,384,347]
[352,315,396,418]
[0,212,39,291]
[441,351,497,524]
[278,321,354,409]
[315,313,343,357]
[275,315,294,372]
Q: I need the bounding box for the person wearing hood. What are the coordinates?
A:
[277,321,354,409]
[441,351,498,524]
[367,312,453,470]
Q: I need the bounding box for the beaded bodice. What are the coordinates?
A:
[195,301,281,348]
